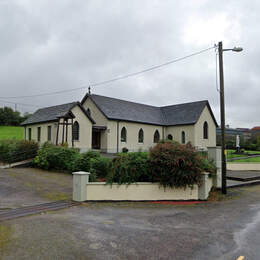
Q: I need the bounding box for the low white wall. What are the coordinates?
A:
[86,183,198,201]
[72,172,212,201]
[227,163,260,171]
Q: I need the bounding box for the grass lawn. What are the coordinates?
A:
[0,126,24,140]
[227,149,260,159]
[231,157,260,163]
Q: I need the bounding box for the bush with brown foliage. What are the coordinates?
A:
[150,142,212,188]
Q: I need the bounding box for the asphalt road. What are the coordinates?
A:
[1,168,260,259]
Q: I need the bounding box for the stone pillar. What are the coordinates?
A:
[207,146,222,188]
[72,171,90,202]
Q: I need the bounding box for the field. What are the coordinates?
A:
[0,126,24,140]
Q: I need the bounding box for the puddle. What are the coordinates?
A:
[219,204,260,259]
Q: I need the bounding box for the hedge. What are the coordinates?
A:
[106,142,216,188]
[33,141,216,188]
[106,152,151,185]
[33,142,79,171]
[0,139,38,163]
[33,143,111,181]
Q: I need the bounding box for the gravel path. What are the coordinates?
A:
[0,167,72,209]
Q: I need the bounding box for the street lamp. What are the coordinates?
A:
[218,41,243,194]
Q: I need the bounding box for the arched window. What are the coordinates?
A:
[72,121,79,141]
[138,128,144,143]
[203,121,208,139]
[87,108,91,116]
[154,130,160,143]
[167,134,173,140]
[121,127,127,142]
[181,131,185,144]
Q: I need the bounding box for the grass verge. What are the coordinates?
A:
[230,157,260,163]
[44,192,71,201]
[0,224,13,253]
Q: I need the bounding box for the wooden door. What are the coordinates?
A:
[92,131,101,149]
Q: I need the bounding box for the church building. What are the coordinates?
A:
[22,93,217,152]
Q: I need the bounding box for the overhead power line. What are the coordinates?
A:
[0,46,215,99]
[0,99,39,108]
[90,46,215,87]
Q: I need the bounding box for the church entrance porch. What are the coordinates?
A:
[92,126,107,150]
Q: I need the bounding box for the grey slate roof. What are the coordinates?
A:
[161,101,209,126]
[22,94,217,127]
[21,102,77,125]
[84,94,217,126]
[21,102,96,126]
[89,94,165,125]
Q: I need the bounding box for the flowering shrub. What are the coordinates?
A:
[150,142,213,188]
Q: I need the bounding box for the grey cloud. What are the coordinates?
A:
[0,0,259,128]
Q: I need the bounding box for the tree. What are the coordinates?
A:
[21,112,32,123]
[0,106,28,126]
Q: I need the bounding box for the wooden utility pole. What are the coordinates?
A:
[218,41,227,194]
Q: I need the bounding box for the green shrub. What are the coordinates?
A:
[69,150,100,172]
[33,143,79,171]
[198,158,216,176]
[106,152,151,184]
[0,139,38,163]
[34,147,110,181]
[150,142,210,188]
[69,151,111,181]
[91,157,111,179]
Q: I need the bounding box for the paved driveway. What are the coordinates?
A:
[0,167,72,209]
[1,168,260,259]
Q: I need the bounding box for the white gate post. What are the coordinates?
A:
[198,172,212,200]
[207,147,222,188]
[72,171,90,202]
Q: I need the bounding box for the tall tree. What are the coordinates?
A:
[0,106,28,126]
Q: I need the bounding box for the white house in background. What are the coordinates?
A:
[21,93,217,152]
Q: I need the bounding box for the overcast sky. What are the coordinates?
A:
[0,0,259,128]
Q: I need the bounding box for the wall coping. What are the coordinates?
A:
[88,182,199,187]
[73,171,90,175]
[73,171,210,177]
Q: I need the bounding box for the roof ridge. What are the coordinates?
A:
[91,94,160,109]
[92,94,208,109]
[38,101,77,111]
[161,100,208,109]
